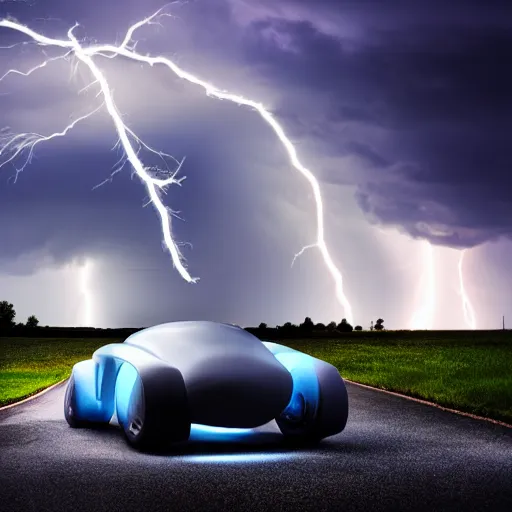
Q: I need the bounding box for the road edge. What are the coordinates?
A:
[345,379,512,429]
[0,379,68,411]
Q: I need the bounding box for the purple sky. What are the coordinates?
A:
[0,0,511,329]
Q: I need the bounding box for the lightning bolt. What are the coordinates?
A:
[409,240,435,330]
[0,6,354,323]
[80,259,93,327]
[458,249,476,330]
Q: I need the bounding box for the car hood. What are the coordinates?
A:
[123,321,293,427]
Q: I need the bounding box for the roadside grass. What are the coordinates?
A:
[0,337,121,407]
[1,332,511,425]
[282,332,512,424]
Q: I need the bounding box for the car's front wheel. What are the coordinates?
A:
[115,362,190,451]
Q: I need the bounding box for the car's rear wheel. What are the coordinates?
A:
[276,363,348,443]
[276,390,323,443]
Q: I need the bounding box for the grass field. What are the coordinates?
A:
[1,332,511,424]
[284,331,512,424]
[0,337,121,407]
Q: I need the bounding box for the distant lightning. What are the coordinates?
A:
[0,6,353,323]
[458,249,476,330]
[409,240,435,330]
[80,259,93,327]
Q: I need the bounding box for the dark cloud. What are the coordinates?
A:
[231,0,512,248]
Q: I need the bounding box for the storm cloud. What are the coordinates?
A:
[0,0,510,329]
[227,0,512,247]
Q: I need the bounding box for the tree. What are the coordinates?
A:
[299,316,314,332]
[370,320,374,331]
[374,318,385,331]
[354,325,363,331]
[326,321,337,331]
[26,315,39,328]
[337,318,353,332]
[258,322,267,330]
[315,322,326,330]
[0,301,16,328]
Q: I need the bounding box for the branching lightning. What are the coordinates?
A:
[0,103,103,183]
[458,249,476,330]
[0,6,354,323]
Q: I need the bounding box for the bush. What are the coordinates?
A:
[375,318,385,331]
[337,318,353,332]
[26,315,39,328]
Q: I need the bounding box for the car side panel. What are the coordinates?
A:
[72,359,114,423]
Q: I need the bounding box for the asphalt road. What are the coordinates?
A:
[1,381,511,512]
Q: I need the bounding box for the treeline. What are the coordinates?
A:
[0,300,143,338]
[1,298,387,339]
[255,317,385,334]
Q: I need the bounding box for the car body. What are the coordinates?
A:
[64,321,349,450]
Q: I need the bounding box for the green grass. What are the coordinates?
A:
[282,332,512,424]
[0,337,121,406]
[1,332,511,425]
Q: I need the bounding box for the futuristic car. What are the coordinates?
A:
[64,321,349,450]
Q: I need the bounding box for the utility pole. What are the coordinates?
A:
[503,315,506,330]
